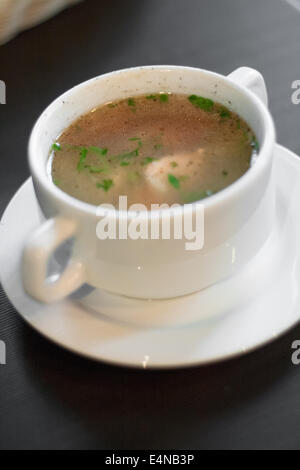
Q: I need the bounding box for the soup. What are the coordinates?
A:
[49,93,258,208]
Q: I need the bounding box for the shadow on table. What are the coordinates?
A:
[16,306,300,449]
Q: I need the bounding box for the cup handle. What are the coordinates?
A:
[22,217,86,303]
[228,67,268,107]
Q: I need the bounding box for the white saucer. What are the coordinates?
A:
[1,144,300,369]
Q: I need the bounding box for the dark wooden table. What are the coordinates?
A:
[1,0,300,450]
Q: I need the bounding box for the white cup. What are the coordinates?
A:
[23,66,276,303]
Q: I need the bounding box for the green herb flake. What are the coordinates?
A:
[170,161,178,168]
[141,157,155,166]
[116,147,140,161]
[219,107,231,119]
[52,143,62,151]
[146,95,157,100]
[128,98,136,107]
[168,174,180,189]
[96,179,113,192]
[53,179,61,187]
[129,137,141,141]
[159,93,169,103]
[88,146,108,156]
[222,170,228,176]
[188,95,214,112]
[77,148,88,172]
[251,139,259,152]
[120,161,130,167]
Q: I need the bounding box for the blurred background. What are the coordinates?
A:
[286,0,300,10]
[0,0,82,45]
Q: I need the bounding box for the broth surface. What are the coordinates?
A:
[50,93,258,208]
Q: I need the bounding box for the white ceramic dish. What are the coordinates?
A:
[1,145,300,368]
[23,66,275,307]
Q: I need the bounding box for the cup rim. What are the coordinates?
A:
[28,65,276,219]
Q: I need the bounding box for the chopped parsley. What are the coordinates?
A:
[88,146,108,156]
[146,93,170,102]
[128,98,135,107]
[170,162,178,168]
[159,93,169,103]
[141,157,155,166]
[168,174,180,189]
[76,146,108,172]
[115,149,137,161]
[222,170,228,176]
[77,148,88,172]
[188,95,214,112]
[96,179,113,192]
[120,161,130,167]
[52,143,62,151]
[251,139,259,152]
[219,107,231,119]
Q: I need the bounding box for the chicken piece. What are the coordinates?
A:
[144,148,205,193]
